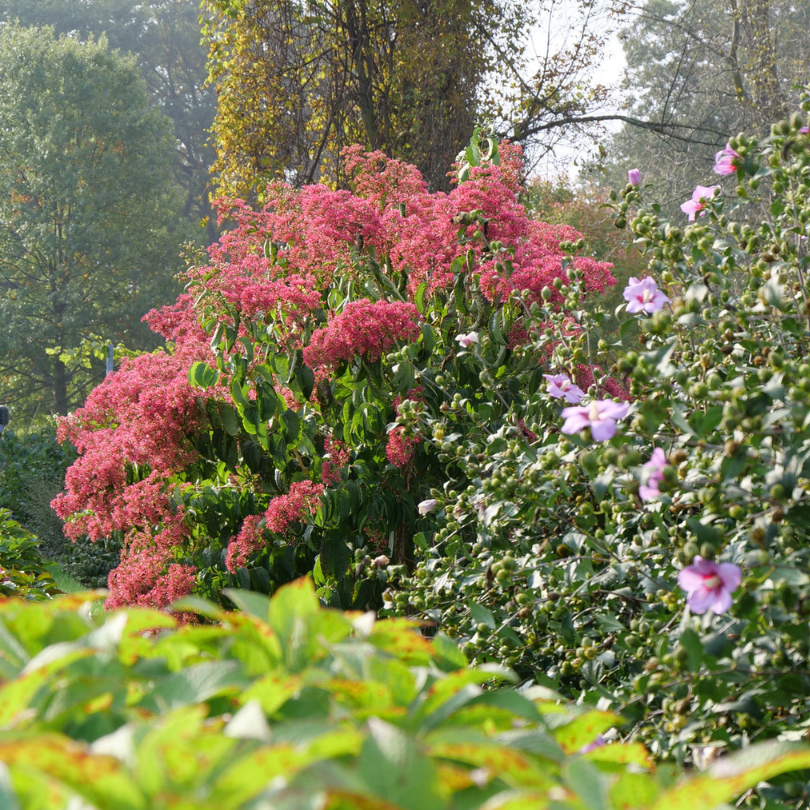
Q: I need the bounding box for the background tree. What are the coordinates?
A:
[0,0,219,244]
[0,24,186,421]
[202,0,616,196]
[589,0,810,206]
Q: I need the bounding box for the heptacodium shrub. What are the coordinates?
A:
[52,132,616,612]
[2,582,810,809]
[393,98,810,783]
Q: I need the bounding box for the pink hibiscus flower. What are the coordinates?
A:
[677,556,742,615]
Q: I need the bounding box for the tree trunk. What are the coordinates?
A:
[54,356,68,415]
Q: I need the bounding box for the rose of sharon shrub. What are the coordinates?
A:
[390,96,810,787]
[52,135,616,612]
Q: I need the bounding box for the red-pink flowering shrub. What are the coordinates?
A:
[52,132,618,610]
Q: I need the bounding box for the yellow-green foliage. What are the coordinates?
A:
[0,580,808,808]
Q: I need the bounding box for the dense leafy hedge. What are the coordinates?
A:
[391,102,810,777]
[1,580,810,809]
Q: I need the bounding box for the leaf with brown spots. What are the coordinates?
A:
[0,646,94,727]
[426,740,556,789]
[0,734,145,810]
[651,741,810,810]
[585,741,653,769]
[549,710,620,754]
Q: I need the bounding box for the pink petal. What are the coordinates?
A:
[639,483,659,501]
[710,589,733,615]
[564,386,585,404]
[687,587,716,614]
[678,567,706,592]
[717,563,742,592]
[590,419,617,442]
[561,413,590,435]
[598,401,629,420]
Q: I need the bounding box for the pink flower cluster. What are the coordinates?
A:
[265,480,325,535]
[106,545,196,611]
[321,435,351,486]
[53,142,623,609]
[225,481,325,572]
[304,299,422,370]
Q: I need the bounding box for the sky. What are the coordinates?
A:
[525,1,630,181]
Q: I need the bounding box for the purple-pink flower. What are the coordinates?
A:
[680,185,720,222]
[456,331,479,348]
[623,277,670,314]
[579,734,607,754]
[713,144,741,175]
[560,400,630,443]
[628,169,641,186]
[677,556,742,615]
[800,127,809,135]
[544,374,585,404]
[639,448,667,501]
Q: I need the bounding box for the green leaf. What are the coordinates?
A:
[297,365,316,402]
[142,661,247,711]
[220,403,241,436]
[415,282,428,314]
[224,589,272,621]
[281,409,302,444]
[0,735,146,810]
[651,742,810,810]
[431,633,468,671]
[268,579,320,648]
[320,534,350,580]
[469,602,496,630]
[359,718,444,810]
[679,628,703,672]
[686,517,720,545]
[188,361,220,390]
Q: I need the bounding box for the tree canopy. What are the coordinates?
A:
[592,0,810,203]
[202,0,615,196]
[0,0,219,243]
[0,24,186,420]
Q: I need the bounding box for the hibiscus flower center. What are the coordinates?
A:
[702,574,722,590]
[589,401,601,422]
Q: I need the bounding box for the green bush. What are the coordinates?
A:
[0,427,120,588]
[390,99,810,781]
[0,580,809,809]
[0,508,59,600]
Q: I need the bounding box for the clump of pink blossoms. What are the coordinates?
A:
[226,481,325,572]
[678,557,742,614]
[304,299,422,371]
